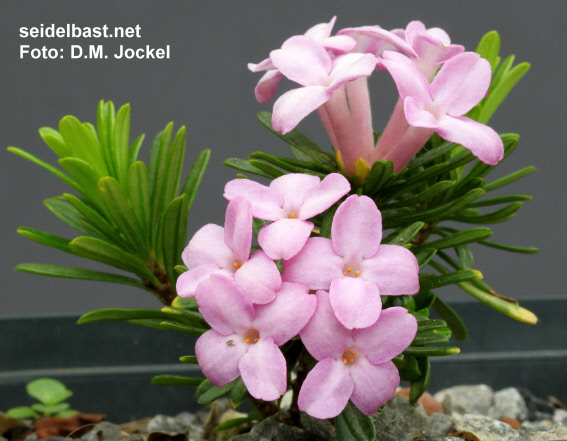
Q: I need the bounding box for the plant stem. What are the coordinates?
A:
[247,394,279,419]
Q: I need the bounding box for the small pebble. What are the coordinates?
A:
[146,415,185,434]
[435,384,494,416]
[529,426,567,441]
[500,416,522,429]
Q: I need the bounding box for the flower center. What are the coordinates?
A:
[232,261,243,272]
[342,267,361,278]
[243,329,260,344]
[290,212,296,219]
[342,349,358,366]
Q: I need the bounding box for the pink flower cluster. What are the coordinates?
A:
[250,18,504,177]
[177,173,420,419]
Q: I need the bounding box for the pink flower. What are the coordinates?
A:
[249,17,357,104]
[298,291,417,419]
[337,25,416,59]
[283,195,419,329]
[176,197,281,304]
[195,274,316,401]
[224,173,350,260]
[379,21,464,80]
[379,51,504,171]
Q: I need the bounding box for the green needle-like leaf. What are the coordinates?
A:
[128,134,145,165]
[18,227,72,253]
[63,193,128,248]
[383,222,425,246]
[469,195,532,208]
[416,228,493,251]
[15,263,145,288]
[334,401,376,441]
[197,379,238,405]
[224,158,274,179]
[478,240,539,254]
[39,127,69,158]
[484,166,536,192]
[7,147,80,192]
[477,62,530,124]
[113,104,131,183]
[404,347,460,357]
[432,296,468,340]
[58,157,103,205]
[44,197,102,238]
[127,162,151,239]
[151,376,204,386]
[97,177,149,256]
[69,236,159,284]
[161,195,189,284]
[476,31,501,73]
[409,357,431,404]
[362,160,394,196]
[179,355,198,364]
[230,378,248,409]
[419,269,483,291]
[458,281,538,324]
[182,149,211,213]
[77,308,175,324]
[450,202,523,224]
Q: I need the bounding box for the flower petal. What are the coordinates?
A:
[269,173,321,215]
[176,264,220,298]
[238,337,287,401]
[304,16,336,41]
[329,53,376,89]
[436,115,504,165]
[182,224,234,270]
[329,277,382,329]
[299,173,351,220]
[321,35,357,54]
[360,244,420,295]
[352,306,417,365]
[282,237,344,290]
[404,96,439,129]
[224,197,253,264]
[235,250,281,304]
[270,36,332,86]
[381,50,431,105]
[258,218,314,260]
[254,282,315,346]
[331,195,382,261]
[350,359,400,415]
[253,69,283,104]
[431,52,491,116]
[224,179,283,220]
[195,274,254,335]
[272,85,332,135]
[195,330,246,387]
[300,290,352,361]
[298,358,354,419]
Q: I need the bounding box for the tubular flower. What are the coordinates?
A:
[248,16,356,104]
[195,274,316,401]
[283,195,419,329]
[224,173,350,260]
[298,291,417,419]
[269,36,376,136]
[379,50,504,171]
[373,21,464,163]
[176,197,281,304]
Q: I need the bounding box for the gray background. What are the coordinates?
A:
[1,1,565,317]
